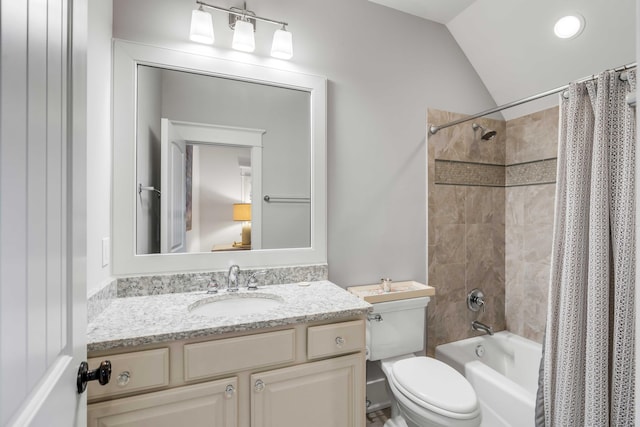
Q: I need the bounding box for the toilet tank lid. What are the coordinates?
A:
[370,297,430,313]
[391,357,478,415]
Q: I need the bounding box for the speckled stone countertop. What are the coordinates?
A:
[87,280,371,353]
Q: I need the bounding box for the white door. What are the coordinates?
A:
[0,0,88,426]
[160,118,188,253]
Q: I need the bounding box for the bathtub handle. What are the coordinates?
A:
[467,289,486,312]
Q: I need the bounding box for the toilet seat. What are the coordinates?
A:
[390,357,479,420]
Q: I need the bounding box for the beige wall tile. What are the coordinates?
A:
[427,107,556,349]
[433,185,466,224]
[434,224,466,264]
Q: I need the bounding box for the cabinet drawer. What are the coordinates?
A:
[88,377,238,427]
[307,320,365,360]
[87,348,169,399]
[184,329,295,381]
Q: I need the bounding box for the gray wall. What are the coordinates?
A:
[87,0,113,295]
[113,0,498,287]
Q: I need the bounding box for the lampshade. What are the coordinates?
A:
[271,28,293,59]
[232,19,255,52]
[233,203,251,221]
[190,7,215,44]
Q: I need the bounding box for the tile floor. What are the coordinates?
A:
[366,408,391,426]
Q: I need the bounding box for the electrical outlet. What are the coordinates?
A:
[102,237,110,267]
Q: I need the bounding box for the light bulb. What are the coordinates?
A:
[232,19,255,52]
[190,7,214,44]
[271,28,293,60]
[554,15,584,39]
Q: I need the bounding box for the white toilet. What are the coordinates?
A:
[367,297,481,427]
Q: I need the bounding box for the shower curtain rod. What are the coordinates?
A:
[429,62,637,135]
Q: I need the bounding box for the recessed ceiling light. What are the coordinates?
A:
[554,15,585,39]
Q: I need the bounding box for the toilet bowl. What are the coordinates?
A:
[366,296,481,427]
[380,355,481,427]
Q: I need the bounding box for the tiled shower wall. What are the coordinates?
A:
[426,107,558,354]
[426,109,506,356]
[504,107,558,343]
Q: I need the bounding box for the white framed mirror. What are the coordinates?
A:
[112,40,327,275]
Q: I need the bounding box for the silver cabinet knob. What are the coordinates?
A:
[254,379,265,392]
[335,336,345,347]
[225,384,235,398]
[116,371,130,387]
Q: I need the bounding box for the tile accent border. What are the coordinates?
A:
[435,159,505,187]
[435,158,557,187]
[506,158,557,186]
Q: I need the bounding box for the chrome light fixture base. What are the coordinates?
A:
[228,6,256,31]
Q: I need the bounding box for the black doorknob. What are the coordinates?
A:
[77,360,111,394]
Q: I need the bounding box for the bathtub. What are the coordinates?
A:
[435,331,542,427]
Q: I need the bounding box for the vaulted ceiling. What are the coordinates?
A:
[369,0,636,119]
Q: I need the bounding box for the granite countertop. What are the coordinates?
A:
[87,280,372,353]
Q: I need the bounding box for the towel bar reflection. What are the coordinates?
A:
[263,195,310,203]
[138,183,161,197]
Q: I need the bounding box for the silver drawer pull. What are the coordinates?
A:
[335,336,346,347]
[254,379,265,392]
[116,371,130,387]
[225,384,235,398]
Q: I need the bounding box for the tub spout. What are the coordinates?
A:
[472,320,494,336]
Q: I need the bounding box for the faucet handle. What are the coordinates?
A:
[207,280,220,294]
[245,270,267,290]
[467,289,486,312]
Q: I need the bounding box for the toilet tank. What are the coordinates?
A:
[367,297,430,361]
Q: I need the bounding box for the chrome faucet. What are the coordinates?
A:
[471,320,494,336]
[227,265,240,292]
[245,270,267,290]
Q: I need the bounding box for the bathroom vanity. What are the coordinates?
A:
[86,281,370,427]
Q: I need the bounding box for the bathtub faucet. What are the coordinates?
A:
[471,320,494,336]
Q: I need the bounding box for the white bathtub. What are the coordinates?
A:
[435,331,542,427]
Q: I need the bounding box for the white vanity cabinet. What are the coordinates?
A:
[87,318,366,427]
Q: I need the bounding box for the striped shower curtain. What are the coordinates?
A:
[539,69,636,426]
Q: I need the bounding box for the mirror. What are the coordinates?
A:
[112,41,327,275]
[136,65,311,254]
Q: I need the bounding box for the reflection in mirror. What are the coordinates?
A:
[136,65,311,255]
[186,143,252,253]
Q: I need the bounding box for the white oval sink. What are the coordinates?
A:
[189,293,284,317]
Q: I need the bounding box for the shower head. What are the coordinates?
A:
[472,123,497,140]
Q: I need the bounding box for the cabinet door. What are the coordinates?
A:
[88,377,238,427]
[251,353,365,427]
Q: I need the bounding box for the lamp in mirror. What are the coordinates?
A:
[233,203,252,248]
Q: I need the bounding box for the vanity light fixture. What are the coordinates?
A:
[189,5,215,44]
[554,14,585,39]
[190,1,293,59]
[271,25,293,60]
[232,18,256,52]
